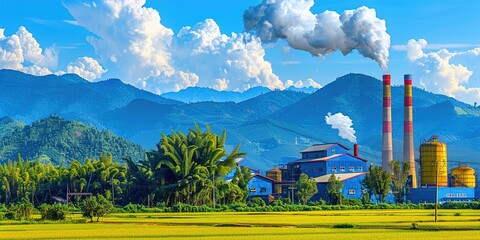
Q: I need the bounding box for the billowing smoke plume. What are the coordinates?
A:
[244,0,390,69]
[325,112,357,143]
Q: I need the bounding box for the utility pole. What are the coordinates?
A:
[111,177,115,205]
[212,171,216,208]
[435,160,439,223]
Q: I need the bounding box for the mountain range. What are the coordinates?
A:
[0,69,479,171]
[160,85,317,103]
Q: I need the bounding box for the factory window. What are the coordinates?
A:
[331,167,337,172]
[349,166,354,172]
[249,188,256,192]
[348,189,355,195]
[260,187,267,193]
[340,166,345,172]
[357,166,363,172]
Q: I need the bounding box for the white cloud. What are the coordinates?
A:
[406,39,480,104]
[64,1,283,93]
[325,112,357,143]
[244,0,390,69]
[171,19,283,92]
[406,39,427,61]
[0,26,57,76]
[67,56,106,81]
[285,78,322,89]
[393,43,480,51]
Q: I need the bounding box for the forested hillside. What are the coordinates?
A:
[0,116,145,165]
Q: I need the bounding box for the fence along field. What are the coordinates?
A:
[2,209,480,240]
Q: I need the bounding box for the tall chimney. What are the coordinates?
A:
[403,74,417,188]
[354,144,359,157]
[382,74,393,173]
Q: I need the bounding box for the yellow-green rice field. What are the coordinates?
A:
[1,209,480,239]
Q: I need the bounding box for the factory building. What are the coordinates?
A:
[247,174,275,201]
[224,159,276,202]
[248,73,480,204]
[273,143,368,202]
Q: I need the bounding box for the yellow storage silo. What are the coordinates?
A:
[420,136,448,187]
[451,166,476,188]
[266,168,282,194]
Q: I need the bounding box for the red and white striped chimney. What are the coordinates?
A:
[382,74,393,172]
[403,74,417,188]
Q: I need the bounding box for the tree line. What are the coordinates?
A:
[0,125,251,207]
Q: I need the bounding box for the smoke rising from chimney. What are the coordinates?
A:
[243,0,391,69]
[325,112,357,143]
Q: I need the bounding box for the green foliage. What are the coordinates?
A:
[327,174,343,205]
[362,165,392,203]
[248,197,266,207]
[231,166,252,202]
[81,195,113,222]
[390,160,409,203]
[0,152,128,205]
[296,173,318,205]
[5,201,34,220]
[39,204,68,221]
[140,124,245,206]
[332,223,355,228]
[0,115,144,165]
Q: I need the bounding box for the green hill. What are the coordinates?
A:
[0,115,145,165]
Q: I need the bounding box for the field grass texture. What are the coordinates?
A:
[2,209,480,239]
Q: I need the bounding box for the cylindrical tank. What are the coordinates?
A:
[420,136,448,187]
[266,168,282,194]
[451,166,476,188]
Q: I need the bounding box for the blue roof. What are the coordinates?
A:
[300,143,349,153]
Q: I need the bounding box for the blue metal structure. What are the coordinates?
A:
[247,174,275,198]
[286,143,368,201]
[407,187,476,204]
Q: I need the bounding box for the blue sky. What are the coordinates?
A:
[0,0,479,103]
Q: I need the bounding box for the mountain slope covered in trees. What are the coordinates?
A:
[0,116,145,165]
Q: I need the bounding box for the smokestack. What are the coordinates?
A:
[354,144,359,157]
[403,74,417,188]
[382,74,393,172]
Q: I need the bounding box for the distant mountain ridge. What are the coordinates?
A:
[0,69,180,123]
[161,86,271,103]
[1,70,479,170]
[161,86,318,103]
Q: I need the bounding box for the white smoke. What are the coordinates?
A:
[244,0,390,69]
[405,39,480,104]
[325,112,357,143]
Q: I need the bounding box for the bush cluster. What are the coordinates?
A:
[39,204,69,221]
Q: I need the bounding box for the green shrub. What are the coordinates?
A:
[248,197,266,207]
[5,202,34,220]
[39,204,68,221]
[332,223,355,228]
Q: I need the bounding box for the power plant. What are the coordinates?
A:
[242,73,480,204]
[382,74,393,173]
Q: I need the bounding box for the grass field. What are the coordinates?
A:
[1,209,480,239]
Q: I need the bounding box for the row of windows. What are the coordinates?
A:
[249,187,267,193]
[331,166,362,172]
